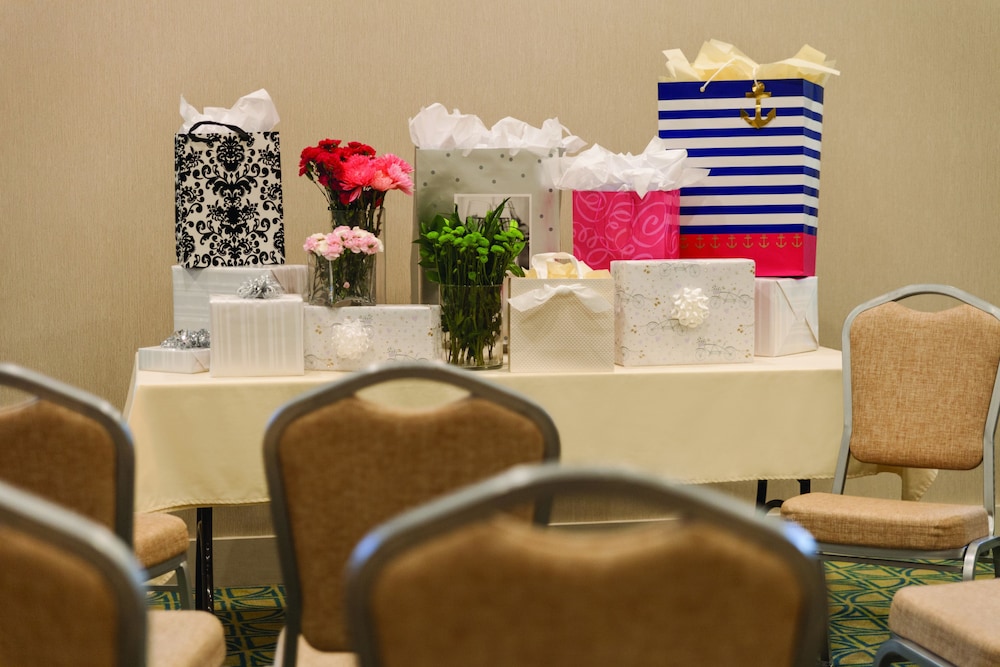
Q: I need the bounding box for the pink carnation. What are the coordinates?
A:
[370,154,414,194]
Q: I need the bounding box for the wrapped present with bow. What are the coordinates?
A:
[507,253,614,373]
[612,258,756,366]
[303,305,442,372]
[208,275,304,377]
[657,41,840,276]
[137,329,212,374]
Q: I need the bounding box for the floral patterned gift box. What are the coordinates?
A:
[303,305,441,372]
[612,258,755,366]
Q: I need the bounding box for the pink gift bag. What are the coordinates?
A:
[571,190,680,271]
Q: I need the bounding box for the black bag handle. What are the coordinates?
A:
[187,120,251,142]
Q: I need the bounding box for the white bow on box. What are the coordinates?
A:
[508,283,612,314]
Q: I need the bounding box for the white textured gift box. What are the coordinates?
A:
[136,346,211,373]
[172,264,308,332]
[754,276,818,357]
[303,305,441,372]
[508,278,614,373]
[612,258,755,366]
[209,294,304,377]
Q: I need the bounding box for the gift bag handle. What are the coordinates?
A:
[187,121,251,142]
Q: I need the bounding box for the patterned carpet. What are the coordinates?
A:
[148,562,982,666]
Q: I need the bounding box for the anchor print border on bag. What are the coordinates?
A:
[175,121,285,267]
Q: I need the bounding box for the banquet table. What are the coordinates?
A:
[124,346,846,609]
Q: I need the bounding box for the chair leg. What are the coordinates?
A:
[173,560,194,610]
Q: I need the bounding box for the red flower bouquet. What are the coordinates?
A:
[299,139,413,238]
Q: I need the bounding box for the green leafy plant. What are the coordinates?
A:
[416,198,526,286]
[415,199,526,367]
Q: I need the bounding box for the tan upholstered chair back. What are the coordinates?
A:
[0,399,118,530]
[848,302,1000,470]
[346,464,829,667]
[369,517,806,667]
[268,364,559,654]
[0,481,147,667]
[0,521,122,667]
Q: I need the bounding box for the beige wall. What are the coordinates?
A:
[2,0,999,410]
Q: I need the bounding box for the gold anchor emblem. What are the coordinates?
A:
[741,81,776,129]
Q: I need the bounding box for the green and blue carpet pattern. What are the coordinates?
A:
[149,562,983,666]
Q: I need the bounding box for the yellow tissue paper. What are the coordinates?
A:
[661,39,840,86]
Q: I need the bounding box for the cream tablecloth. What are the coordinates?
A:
[123,348,866,514]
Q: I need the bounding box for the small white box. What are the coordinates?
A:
[304,305,441,371]
[209,294,304,377]
[172,265,308,332]
[754,277,819,357]
[612,258,755,366]
[136,347,211,373]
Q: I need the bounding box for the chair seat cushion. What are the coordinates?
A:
[889,578,1000,667]
[134,512,189,569]
[780,492,988,550]
[273,628,358,667]
[147,609,226,667]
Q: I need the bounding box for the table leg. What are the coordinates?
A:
[756,479,811,510]
[194,507,214,613]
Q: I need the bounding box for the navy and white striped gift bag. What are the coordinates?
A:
[657,78,823,276]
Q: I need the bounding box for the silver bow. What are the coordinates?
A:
[160,329,211,349]
[237,273,284,299]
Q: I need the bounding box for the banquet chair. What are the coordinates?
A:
[344,462,830,667]
[781,284,1000,581]
[0,363,194,609]
[873,577,1000,667]
[264,360,561,667]
[0,478,225,667]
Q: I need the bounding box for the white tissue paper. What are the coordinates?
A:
[409,103,586,156]
[542,137,708,198]
[178,88,280,133]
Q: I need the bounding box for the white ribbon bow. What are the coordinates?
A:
[670,287,711,328]
[508,284,612,313]
[331,319,372,360]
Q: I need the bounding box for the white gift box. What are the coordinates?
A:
[508,277,615,373]
[209,294,304,377]
[136,346,211,374]
[754,276,818,356]
[612,258,755,366]
[304,305,441,372]
[172,264,308,332]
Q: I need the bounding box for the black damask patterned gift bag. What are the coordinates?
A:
[174,121,284,267]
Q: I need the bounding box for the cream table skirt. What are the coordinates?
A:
[125,348,858,514]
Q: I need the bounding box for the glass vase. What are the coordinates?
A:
[439,283,505,370]
[328,205,383,304]
[308,253,376,307]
